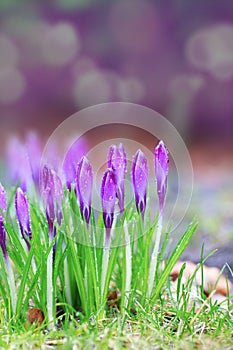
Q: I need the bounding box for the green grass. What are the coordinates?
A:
[0,295,232,349]
[0,186,233,349]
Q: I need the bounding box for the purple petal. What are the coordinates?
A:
[131,149,148,218]
[108,143,127,213]
[0,222,7,260]
[0,183,7,259]
[76,156,93,224]
[154,141,169,211]
[63,138,87,190]
[6,137,32,191]
[101,168,116,229]
[41,166,56,236]
[42,166,63,238]
[51,170,64,226]
[0,183,7,221]
[26,132,42,188]
[15,188,32,249]
[51,170,64,204]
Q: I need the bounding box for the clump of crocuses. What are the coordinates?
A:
[0,138,172,324]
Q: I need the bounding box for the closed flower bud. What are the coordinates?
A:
[154,141,169,211]
[131,150,148,219]
[108,143,127,214]
[101,169,116,244]
[15,187,32,250]
[76,156,93,224]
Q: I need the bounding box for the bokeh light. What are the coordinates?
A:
[186,23,233,82]
[0,68,26,104]
[41,22,80,67]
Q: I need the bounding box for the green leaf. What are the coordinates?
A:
[151,220,198,302]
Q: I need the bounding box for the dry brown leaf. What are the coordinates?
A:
[170,261,232,297]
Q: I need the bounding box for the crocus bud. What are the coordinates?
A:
[63,138,87,191]
[154,141,169,211]
[42,166,55,235]
[26,132,42,189]
[15,188,32,250]
[6,137,32,191]
[108,143,127,214]
[42,166,63,241]
[51,170,64,226]
[0,183,7,259]
[101,169,116,244]
[131,150,148,219]
[76,156,93,224]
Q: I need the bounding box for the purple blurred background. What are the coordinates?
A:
[0,0,233,148]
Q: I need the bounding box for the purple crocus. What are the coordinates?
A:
[154,141,169,212]
[147,141,169,297]
[0,183,17,312]
[26,132,42,189]
[101,168,116,245]
[131,150,148,219]
[63,138,87,191]
[6,137,32,191]
[42,166,63,242]
[0,183,8,260]
[108,143,127,214]
[15,188,32,250]
[76,156,93,224]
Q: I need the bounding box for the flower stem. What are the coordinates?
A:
[64,256,72,307]
[47,246,54,330]
[124,219,132,309]
[147,211,163,298]
[5,257,17,314]
[31,256,36,275]
[101,233,110,297]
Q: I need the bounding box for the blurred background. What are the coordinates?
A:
[0,0,233,143]
[0,0,233,266]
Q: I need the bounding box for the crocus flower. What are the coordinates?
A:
[76,156,93,224]
[42,166,63,242]
[15,188,32,250]
[41,167,63,330]
[101,168,116,245]
[131,150,148,219]
[6,137,32,191]
[0,183,17,313]
[154,141,169,211]
[26,132,42,189]
[0,183,8,259]
[108,143,127,214]
[147,140,169,298]
[63,138,87,191]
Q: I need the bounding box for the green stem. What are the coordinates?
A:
[64,256,72,307]
[47,246,54,330]
[101,239,110,297]
[123,219,132,310]
[6,256,17,314]
[147,211,163,298]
